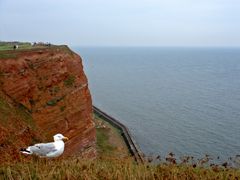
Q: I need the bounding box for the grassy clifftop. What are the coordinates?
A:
[1,156,240,179]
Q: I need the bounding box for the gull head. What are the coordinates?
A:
[53,134,69,142]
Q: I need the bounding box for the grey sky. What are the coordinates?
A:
[0,0,240,46]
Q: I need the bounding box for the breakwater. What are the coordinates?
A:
[93,106,145,164]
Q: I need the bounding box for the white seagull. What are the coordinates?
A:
[20,134,69,158]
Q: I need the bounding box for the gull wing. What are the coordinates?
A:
[29,142,57,157]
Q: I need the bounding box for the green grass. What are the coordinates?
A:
[60,106,66,112]
[0,97,13,125]
[16,104,35,128]
[0,42,73,52]
[0,42,31,59]
[52,86,60,94]
[0,42,75,61]
[0,96,35,128]
[0,53,17,59]
[96,128,116,156]
[0,109,240,179]
[46,96,65,106]
[0,42,32,51]
[46,98,58,106]
[0,157,240,179]
[0,44,14,51]
[64,75,75,87]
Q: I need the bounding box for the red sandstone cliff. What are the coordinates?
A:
[0,46,96,161]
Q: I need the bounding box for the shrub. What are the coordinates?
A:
[46,99,58,106]
[46,96,64,106]
[60,106,66,112]
[29,99,35,106]
[64,75,75,87]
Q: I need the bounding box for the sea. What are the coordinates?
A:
[73,47,240,163]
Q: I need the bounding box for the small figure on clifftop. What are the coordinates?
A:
[20,134,69,158]
[13,44,18,50]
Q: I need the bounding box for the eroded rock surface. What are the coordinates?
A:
[0,46,96,161]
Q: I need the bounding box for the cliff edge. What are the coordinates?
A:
[0,45,96,162]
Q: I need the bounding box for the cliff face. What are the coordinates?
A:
[0,46,96,161]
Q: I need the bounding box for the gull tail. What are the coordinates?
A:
[20,147,32,155]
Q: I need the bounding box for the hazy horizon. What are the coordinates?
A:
[1,0,240,47]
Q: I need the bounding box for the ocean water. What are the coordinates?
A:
[74,47,240,161]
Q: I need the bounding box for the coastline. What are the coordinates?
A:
[93,106,145,164]
[1,43,240,178]
[94,112,130,159]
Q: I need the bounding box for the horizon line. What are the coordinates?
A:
[70,45,240,48]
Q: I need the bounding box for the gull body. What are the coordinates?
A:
[20,134,69,158]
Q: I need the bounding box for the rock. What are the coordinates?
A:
[0,46,96,161]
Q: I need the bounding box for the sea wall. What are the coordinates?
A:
[93,106,144,164]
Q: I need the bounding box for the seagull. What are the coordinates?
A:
[20,134,69,158]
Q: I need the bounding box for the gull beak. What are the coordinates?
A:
[63,137,69,141]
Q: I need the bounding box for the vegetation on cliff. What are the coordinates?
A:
[1,152,240,179]
[94,113,130,158]
[0,43,96,162]
[1,113,240,179]
[1,42,240,179]
[0,92,42,163]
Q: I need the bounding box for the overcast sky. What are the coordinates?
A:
[0,0,240,46]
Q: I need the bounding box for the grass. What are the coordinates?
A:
[1,156,240,179]
[60,106,66,112]
[0,95,39,163]
[0,42,34,60]
[46,96,65,106]
[1,111,240,179]
[0,41,240,178]
[64,75,75,87]
[0,97,13,125]
[0,96,35,129]
[94,113,130,158]
[0,53,17,59]
[51,86,60,94]
[46,98,58,106]
[0,42,75,61]
[96,128,116,155]
[0,44,13,51]
[16,104,35,129]
[0,42,32,51]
